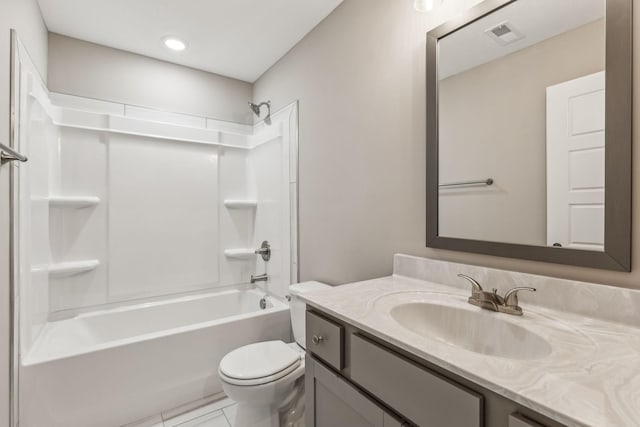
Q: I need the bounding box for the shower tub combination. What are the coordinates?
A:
[19,289,290,427]
[11,36,300,427]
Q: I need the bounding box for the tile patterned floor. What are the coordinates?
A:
[124,396,237,427]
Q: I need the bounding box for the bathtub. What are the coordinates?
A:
[19,289,291,427]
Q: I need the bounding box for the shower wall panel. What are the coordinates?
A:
[248,103,299,299]
[49,127,108,312]
[18,80,56,353]
[250,134,286,297]
[108,136,219,300]
[218,147,254,286]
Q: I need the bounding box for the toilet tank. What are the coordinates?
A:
[289,281,330,348]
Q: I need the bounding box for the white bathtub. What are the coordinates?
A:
[19,289,291,427]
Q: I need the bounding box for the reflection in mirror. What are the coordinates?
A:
[437,0,605,251]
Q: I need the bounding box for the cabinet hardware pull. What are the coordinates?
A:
[312,335,324,345]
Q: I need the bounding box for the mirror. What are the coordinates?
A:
[426,0,632,270]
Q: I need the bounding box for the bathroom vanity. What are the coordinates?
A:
[302,255,640,427]
[304,310,560,427]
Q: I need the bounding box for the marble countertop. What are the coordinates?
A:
[301,273,640,427]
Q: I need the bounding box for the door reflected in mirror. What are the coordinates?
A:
[437,0,605,251]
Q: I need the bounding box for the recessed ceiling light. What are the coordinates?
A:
[414,0,434,12]
[163,36,187,52]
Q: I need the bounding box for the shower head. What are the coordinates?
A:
[248,100,272,125]
[249,102,261,116]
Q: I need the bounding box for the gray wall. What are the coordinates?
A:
[48,33,254,124]
[253,0,640,290]
[0,0,48,424]
[439,19,604,246]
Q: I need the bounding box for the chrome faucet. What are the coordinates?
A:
[251,273,268,284]
[458,274,535,316]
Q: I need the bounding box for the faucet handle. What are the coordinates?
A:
[503,287,536,307]
[255,241,271,261]
[458,274,483,294]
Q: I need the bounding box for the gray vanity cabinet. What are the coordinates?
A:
[306,309,567,427]
[306,355,404,427]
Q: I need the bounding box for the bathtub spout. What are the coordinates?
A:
[251,273,268,284]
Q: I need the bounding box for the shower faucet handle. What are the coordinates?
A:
[255,241,271,262]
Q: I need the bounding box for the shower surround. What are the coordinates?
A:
[13,40,299,427]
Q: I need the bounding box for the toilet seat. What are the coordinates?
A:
[219,341,302,386]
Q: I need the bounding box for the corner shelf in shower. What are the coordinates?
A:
[224,249,256,260]
[224,199,258,209]
[49,196,100,209]
[48,260,100,279]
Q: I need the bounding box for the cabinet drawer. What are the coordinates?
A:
[306,311,344,370]
[509,413,546,427]
[350,333,482,427]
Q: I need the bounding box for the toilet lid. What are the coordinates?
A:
[219,341,301,384]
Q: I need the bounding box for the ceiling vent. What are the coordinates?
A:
[484,21,524,46]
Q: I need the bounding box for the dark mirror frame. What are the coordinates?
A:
[426,0,632,271]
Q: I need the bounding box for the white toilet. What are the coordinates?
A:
[218,281,330,427]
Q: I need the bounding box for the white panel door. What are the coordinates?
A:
[546,71,605,251]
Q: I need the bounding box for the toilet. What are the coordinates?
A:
[218,281,330,427]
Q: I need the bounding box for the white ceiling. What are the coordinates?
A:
[37,0,344,83]
[438,0,604,79]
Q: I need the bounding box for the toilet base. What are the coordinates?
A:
[231,376,305,427]
[234,402,278,427]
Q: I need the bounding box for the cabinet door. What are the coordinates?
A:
[350,333,482,427]
[306,355,403,427]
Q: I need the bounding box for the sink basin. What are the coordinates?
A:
[390,302,552,360]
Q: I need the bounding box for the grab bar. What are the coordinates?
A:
[440,178,493,188]
[0,141,27,164]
